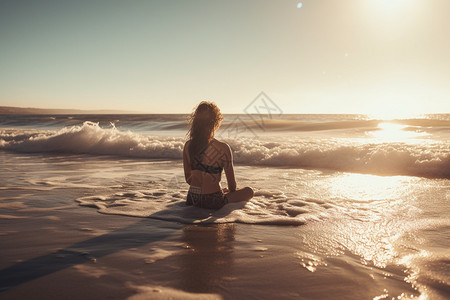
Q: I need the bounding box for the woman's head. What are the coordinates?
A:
[187,101,223,163]
[188,101,223,141]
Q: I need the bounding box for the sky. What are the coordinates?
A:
[0,0,449,115]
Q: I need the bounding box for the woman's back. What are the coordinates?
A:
[183,101,253,209]
[184,139,229,194]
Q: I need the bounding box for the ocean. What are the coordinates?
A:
[0,113,449,299]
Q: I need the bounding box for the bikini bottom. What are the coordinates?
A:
[186,189,228,210]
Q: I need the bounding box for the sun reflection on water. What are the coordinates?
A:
[305,173,421,269]
[326,173,414,202]
[371,122,427,141]
[296,169,446,299]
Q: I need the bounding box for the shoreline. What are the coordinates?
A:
[0,210,421,300]
[0,152,448,299]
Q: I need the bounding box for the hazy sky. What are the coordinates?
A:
[1,0,449,115]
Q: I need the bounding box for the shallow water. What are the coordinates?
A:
[0,151,448,299]
[0,114,449,299]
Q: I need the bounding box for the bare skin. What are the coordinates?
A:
[183,138,253,204]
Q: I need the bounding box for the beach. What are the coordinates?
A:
[0,114,449,299]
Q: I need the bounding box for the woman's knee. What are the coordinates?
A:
[226,187,254,203]
[244,186,254,199]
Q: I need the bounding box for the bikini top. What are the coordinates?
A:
[191,160,223,174]
[189,139,224,174]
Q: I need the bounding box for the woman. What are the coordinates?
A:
[183,101,254,209]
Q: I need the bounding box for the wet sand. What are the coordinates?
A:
[0,152,447,299]
[0,199,419,300]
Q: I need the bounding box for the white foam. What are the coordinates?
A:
[0,122,184,159]
[1,121,449,178]
[76,186,328,226]
[74,169,427,227]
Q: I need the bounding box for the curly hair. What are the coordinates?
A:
[187,101,223,166]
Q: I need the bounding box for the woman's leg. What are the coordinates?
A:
[225,187,254,203]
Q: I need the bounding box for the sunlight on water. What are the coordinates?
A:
[366,111,423,121]
[326,173,415,201]
[371,122,427,141]
[305,173,421,270]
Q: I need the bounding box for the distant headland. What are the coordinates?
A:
[0,106,137,115]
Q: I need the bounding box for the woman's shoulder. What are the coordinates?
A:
[212,138,231,152]
[183,140,191,152]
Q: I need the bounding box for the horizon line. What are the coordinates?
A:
[0,106,448,116]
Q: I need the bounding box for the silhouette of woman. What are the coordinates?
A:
[183,101,254,209]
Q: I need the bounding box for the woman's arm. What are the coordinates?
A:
[223,143,237,192]
[183,142,192,185]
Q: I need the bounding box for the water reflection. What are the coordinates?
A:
[304,173,420,268]
[371,122,426,141]
[326,173,415,202]
[178,224,235,293]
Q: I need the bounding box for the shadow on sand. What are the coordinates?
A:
[0,201,241,292]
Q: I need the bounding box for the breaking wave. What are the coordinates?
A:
[1,121,449,178]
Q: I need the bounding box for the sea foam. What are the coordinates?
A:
[76,188,326,226]
[1,121,449,178]
[0,121,183,159]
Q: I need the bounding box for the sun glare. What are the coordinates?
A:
[327,173,414,202]
[370,122,427,141]
[375,0,410,8]
[368,0,415,14]
[362,0,422,35]
[367,111,421,121]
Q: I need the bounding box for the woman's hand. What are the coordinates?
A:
[222,187,229,193]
